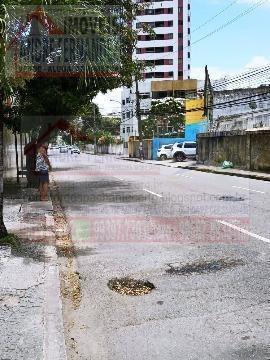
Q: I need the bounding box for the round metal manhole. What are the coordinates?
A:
[108,277,155,296]
[219,196,245,202]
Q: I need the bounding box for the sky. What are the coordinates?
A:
[95,0,270,114]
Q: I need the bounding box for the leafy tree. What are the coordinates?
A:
[143,99,185,138]
[100,116,121,136]
[0,0,146,238]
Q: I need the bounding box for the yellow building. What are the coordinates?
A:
[185,98,206,125]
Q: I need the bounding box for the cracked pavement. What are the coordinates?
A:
[51,153,270,360]
[0,181,66,360]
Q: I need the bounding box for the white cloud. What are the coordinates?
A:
[244,55,270,69]
[93,88,122,115]
[191,66,233,80]
[191,55,270,82]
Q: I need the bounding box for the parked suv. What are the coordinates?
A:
[157,144,173,160]
[172,141,197,162]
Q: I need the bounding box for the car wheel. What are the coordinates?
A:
[175,152,186,162]
[160,154,167,161]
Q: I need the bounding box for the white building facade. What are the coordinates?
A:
[120,0,191,143]
[213,87,270,132]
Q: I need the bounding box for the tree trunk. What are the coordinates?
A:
[0,92,8,238]
[14,131,19,184]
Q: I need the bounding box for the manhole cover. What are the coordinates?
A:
[108,277,155,296]
[166,258,244,276]
[219,196,245,201]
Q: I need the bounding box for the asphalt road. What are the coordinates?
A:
[51,152,270,360]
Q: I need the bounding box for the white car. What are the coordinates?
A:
[171,141,197,162]
[157,144,173,160]
[71,147,80,154]
[59,145,68,153]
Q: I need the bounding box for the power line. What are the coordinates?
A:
[191,0,268,47]
[139,0,267,64]
[211,65,270,89]
[192,0,239,34]
[184,90,270,113]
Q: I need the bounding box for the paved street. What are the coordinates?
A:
[51,152,270,360]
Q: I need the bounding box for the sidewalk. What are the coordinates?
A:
[120,157,270,182]
[0,180,66,360]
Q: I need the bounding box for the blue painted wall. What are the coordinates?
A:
[185,121,208,141]
[152,120,208,160]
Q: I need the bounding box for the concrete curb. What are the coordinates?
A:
[43,210,67,360]
[119,157,270,182]
[180,166,270,182]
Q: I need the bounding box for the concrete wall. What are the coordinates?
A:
[250,132,270,172]
[197,129,270,172]
[86,144,126,156]
[128,139,152,160]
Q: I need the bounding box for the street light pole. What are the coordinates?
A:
[93,104,97,155]
[135,75,144,159]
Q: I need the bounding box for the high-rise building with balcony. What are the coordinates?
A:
[121,0,191,143]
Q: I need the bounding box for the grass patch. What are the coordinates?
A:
[0,234,21,250]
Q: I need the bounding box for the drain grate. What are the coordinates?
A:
[166,258,244,276]
[108,277,155,296]
[219,196,245,201]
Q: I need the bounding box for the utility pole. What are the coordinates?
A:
[204,65,214,131]
[135,75,144,159]
[93,104,97,155]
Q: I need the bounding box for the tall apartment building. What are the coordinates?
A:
[121,0,191,143]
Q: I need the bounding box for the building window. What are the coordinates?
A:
[155,72,165,78]
[155,8,163,15]
[145,73,154,78]
[122,100,125,105]
[145,8,155,15]
[126,98,130,103]
[140,93,150,99]
[122,127,125,134]
[127,127,130,133]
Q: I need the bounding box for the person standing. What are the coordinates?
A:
[36,145,52,201]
